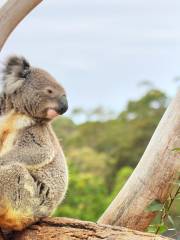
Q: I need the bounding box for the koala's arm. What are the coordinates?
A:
[0,127,55,169]
[0,145,54,169]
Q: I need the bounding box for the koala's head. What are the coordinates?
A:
[1,56,68,121]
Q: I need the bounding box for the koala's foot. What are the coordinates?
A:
[0,163,39,231]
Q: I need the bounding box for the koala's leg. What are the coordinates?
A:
[0,163,39,231]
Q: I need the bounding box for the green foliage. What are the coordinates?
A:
[146,200,164,212]
[147,224,168,234]
[67,147,115,178]
[66,90,167,174]
[110,166,133,199]
[54,171,109,221]
[51,88,179,233]
[147,180,180,235]
[52,116,76,145]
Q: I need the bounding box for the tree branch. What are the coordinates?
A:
[0,0,43,51]
[98,91,180,231]
[3,217,172,240]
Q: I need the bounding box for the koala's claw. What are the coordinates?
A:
[35,180,50,205]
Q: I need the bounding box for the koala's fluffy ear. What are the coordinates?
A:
[2,56,31,95]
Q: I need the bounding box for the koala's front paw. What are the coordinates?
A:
[35,180,50,205]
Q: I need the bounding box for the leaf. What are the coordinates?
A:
[175,191,180,199]
[176,180,180,185]
[172,148,180,152]
[168,215,175,227]
[157,224,168,234]
[147,225,158,233]
[146,200,164,212]
[172,180,180,188]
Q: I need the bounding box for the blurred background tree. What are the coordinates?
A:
[52,87,179,231]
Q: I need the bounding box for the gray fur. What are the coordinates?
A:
[0,56,68,230]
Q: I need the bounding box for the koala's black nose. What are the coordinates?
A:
[58,95,68,115]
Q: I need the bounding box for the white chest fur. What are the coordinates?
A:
[0,110,34,156]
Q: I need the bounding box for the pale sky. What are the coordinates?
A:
[0,0,180,113]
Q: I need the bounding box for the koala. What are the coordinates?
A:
[0,56,68,231]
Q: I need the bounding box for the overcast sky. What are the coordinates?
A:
[0,0,180,113]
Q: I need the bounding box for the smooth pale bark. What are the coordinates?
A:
[0,0,43,51]
[3,217,172,240]
[98,91,180,230]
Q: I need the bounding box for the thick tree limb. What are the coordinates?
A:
[2,217,172,240]
[98,91,180,230]
[0,0,43,51]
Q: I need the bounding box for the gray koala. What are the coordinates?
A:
[0,56,68,231]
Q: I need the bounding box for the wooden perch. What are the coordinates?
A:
[98,91,180,230]
[0,0,43,51]
[1,217,172,240]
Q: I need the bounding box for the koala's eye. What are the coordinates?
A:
[46,88,54,95]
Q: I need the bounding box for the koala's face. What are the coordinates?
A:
[2,56,68,121]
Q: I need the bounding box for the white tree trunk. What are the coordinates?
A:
[98,91,180,230]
